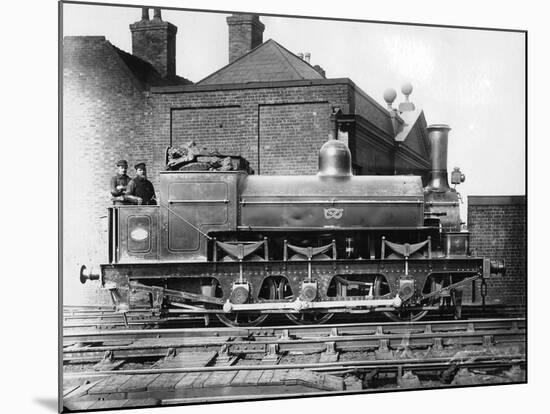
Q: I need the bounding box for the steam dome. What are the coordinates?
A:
[318,140,352,177]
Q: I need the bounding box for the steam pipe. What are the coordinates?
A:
[426,124,451,192]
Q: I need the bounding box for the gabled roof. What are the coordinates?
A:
[198,39,325,85]
[395,109,430,160]
[63,36,192,89]
[113,45,192,87]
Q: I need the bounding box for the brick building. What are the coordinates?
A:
[62,9,476,304]
[467,196,526,305]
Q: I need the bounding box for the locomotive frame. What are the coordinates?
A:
[81,127,505,327]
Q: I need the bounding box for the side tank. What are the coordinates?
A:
[239,140,425,230]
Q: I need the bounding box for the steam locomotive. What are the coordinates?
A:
[81,124,505,327]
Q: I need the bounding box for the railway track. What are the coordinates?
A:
[63,317,526,410]
[62,304,526,330]
[64,318,525,363]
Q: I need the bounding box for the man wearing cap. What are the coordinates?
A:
[110,160,131,205]
[125,163,157,205]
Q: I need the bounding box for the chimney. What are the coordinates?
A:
[227,14,265,63]
[313,64,326,78]
[130,7,177,79]
[425,124,452,192]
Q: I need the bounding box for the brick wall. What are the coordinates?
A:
[160,82,350,175]
[259,102,332,175]
[171,106,243,156]
[467,195,526,305]
[63,36,156,305]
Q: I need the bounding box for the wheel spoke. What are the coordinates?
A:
[373,274,429,322]
[216,278,277,327]
[216,312,268,327]
[286,312,334,325]
[275,278,333,325]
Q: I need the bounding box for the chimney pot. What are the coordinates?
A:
[153,8,162,20]
[313,64,326,78]
[304,52,311,63]
[141,7,149,21]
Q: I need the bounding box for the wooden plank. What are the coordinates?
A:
[63,380,102,400]
[230,370,250,385]
[280,369,344,391]
[242,370,264,385]
[63,400,97,411]
[155,351,217,368]
[62,384,80,397]
[122,398,161,407]
[88,399,127,409]
[288,369,320,387]
[148,373,186,391]
[87,375,131,395]
[118,374,160,392]
[270,369,290,385]
[174,372,201,389]
[258,370,275,384]
[322,374,346,391]
[203,371,238,387]
[191,372,212,388]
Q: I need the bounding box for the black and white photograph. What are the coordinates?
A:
[57,0,528,412]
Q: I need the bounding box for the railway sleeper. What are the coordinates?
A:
[93,350,125,371]
[261,344,281,364]
[319,342,340,363]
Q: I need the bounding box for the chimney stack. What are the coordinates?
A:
[130,7,177,79]
[425,124,452,192]
[141,7,149,21]
[227,14,265,63]
[313,64,326,78]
